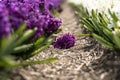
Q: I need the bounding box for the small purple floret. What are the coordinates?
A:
[53,33,76,49]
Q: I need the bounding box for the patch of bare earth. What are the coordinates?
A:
[9,3,120,80]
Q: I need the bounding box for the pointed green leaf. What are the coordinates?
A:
[15,23,27,36]
[108,9,119,22]
[13,43,34,54]
[0,36,17,55]
[34,36,45,48]
[14,57,58,67]
[113,33,120,49]
[92,33,114,50]
[103,29,113,42]
[15,28,37,46]
[82,18,94,32]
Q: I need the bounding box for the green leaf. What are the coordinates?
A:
[98,13,109,27]
[103,29,113,42]
[70,4,89,18]
[15,28,37,46]
[113,33,120,49]
[91,9,98,20]
[0,56,15,68]
[13,43,34,54]
[82,18,95,32]
[27,41,52,59]
[14,57,58,67]
[92,33,114,50]
[89,18,103,34]
[15,23,27,36]
[23,36,55,59]
[108,9,119,22]
[0,36,17,55]
[34,36,45,48]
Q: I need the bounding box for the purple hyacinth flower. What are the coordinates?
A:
[53,33,76,49]
[43,17,62,37]
[0,0,63,40]
[45,0,64,12]
[0,3,11,39]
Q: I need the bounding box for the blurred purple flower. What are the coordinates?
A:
[45,0,64,12]
[53,33,76,49]
[0,0,64,39]
[0,3,10,39]
[43,16,62,36]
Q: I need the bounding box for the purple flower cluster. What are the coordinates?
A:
[53,33,76,49]
[0,0,63,39]
[0,3,10,39]
[45,0,64,12]
[43,17,62,36]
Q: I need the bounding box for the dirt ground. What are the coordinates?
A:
[9,3,120,80]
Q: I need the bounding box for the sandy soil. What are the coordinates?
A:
[9,3,120,80]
